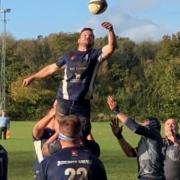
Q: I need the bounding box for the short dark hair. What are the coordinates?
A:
[79,27,94,39]
[80,27,94,34]
[59,115,81,138]
[147,116,161,131]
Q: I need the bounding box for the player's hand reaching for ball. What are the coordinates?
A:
[110,118,123,139]
[107,96,118,111]
[101,22,113,31]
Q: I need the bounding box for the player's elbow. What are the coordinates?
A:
[126,150,137,157]
[32,126,44,139]
[126,153,136,157]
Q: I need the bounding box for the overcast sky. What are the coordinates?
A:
[1,0,180,42]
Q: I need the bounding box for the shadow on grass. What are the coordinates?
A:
[8,151,34,180]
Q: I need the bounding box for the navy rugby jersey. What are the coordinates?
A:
[37,147,107,180]
[56,48,102,101]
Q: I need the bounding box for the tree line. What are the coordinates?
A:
[1,31,180,121]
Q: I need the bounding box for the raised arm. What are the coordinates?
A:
[107,96,160,139]
[107,96,128,123]
[101,22,117,60]
[22,63,60,87]
[110,118,137,157]
[32,107,55,140]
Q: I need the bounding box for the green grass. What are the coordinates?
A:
[1,121,140,180]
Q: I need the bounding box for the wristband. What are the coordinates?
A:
[112,105,120,115]
[115,130,123,140]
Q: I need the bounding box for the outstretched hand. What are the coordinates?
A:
[110,118,123,139]
[22,76,34,87]
[101,22,113,31]
[107,96,118,111]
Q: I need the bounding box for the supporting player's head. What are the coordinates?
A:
[77,27,95,49]
[143,117,161,131]
[59,115,81,142]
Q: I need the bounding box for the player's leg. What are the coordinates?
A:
[3,127,7,140]
[68,99,91,136]
[56,98,93,139]
[55,99,71,120]
[0,127,2,139]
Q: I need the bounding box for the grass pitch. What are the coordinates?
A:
[1,121,140,180]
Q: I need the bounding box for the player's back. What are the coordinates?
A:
[38,146,107,180]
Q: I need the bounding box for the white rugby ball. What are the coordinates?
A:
[88,0,108,15]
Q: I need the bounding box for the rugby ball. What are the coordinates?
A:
[88,0,108,15]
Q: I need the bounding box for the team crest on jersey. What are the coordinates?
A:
[69,52,76,61]
[70,55,76,60]
[71,149,78,157]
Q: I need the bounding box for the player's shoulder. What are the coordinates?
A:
[90,48,102,54]
[60,146,100,162]
[56,50,75,62]
[40,149,61,166]
[82,140,101,157]
[42,146,100,161]
[65,49,78,58]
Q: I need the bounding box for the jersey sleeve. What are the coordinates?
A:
[56,54,67,68]
[125,117,160,139]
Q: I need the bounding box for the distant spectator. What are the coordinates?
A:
[0,110,9,140]
[162,118,180,180]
